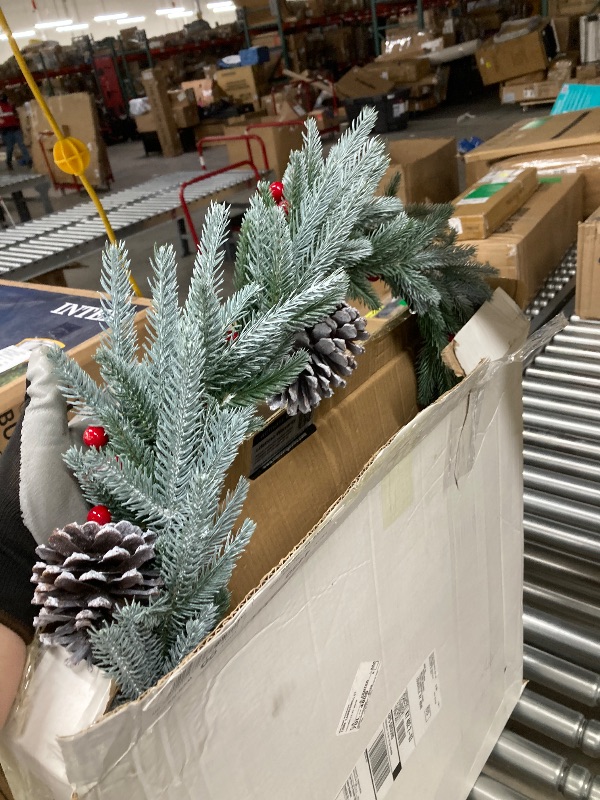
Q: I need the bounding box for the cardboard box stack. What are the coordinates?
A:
[463,108,600,216]
[576,202,600,318]
[377,138,459,204]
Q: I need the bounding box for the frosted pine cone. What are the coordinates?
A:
[32,520,161,664]
[270,302,369,416]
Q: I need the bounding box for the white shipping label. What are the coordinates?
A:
[483,168,525,183]
[0,345,30,374]
[337,661,381,736]
[448,217,463,234]
[334,651,442,800]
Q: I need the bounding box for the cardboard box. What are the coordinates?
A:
[547,55,575,81]
[0,291,526,800]
[549,0,597,14]
[141,68,183,158]
[463,107,600,168]
[366,56,432,85]
[0,281,148,452]
[377,138,459,204]
[500,78,563,103]
[461,174,584,307]
[335,66,395,100]
[24,93,111,188]
[181,78,218,107]
[504,70,547,85]
[225,120,304,179]
[168,88,200,129]
[576,202,600,318]
[382,26,438,58]
[476,20,558,85]
[449,167,538,240]
[214,65,268,108]
[134,110,156,134]
[576,61,600,79]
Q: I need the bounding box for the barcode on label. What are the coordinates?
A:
[341,768,362,800]
[367,730,391,795]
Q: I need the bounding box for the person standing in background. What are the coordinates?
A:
[0,94,32,170]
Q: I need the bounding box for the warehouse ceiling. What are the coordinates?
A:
[0,0,236,59]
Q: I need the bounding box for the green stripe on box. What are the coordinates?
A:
[539,176,563,184]
[464,182,509,199]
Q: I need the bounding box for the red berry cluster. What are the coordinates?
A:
[269,181,289,215]
[82,425,112,525]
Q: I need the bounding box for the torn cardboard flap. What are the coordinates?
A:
[442,288,529,377]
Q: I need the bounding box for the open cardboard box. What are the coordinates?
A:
[0,290,527,800]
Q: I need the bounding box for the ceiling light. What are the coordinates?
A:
[35,19,72,29]
[156,7,184,13]
[117,16,146,23]
[167,9,194,17]
[207,2,235,9]
[56,23,89,31]
[0,29,36,40]
[93,13,129,21]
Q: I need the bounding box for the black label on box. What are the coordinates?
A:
[249,411,315,479]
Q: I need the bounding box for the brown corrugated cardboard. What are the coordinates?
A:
[576,203,600,318]
[225,120,304,179]
[377,137,459,204]
[0,291,526,800]
[549,0,596,14]
[335,66,394,99]
[464,110,600,166]
[0,281,148,453]
[500,78,563,104]
[368,56,432,84]
[181,78,218,107]
[168,88,200,128]
[141,68,182,158]
[504,70,547,85]
[134,110,156,133]
[547,55,575,81]
[552,15,580,50]
[577,62,600,79]
[214,65,268,108]
[476,21,556,85]
[460,175,583,307]
[24,93,111,188]
[449,167,538,240]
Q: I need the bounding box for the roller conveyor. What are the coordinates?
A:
[470,248,600,798]
[0,168,255,283]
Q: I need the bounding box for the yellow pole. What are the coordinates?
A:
[0,8,142,296]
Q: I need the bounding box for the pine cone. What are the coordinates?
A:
[32,520,161,664]
[270,302,369,416]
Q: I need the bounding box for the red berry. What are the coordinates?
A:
[367,275,379,282]
[269,181,285,203]
[279,199,289,215]
[87,505,112,525]
[83,426,108,448]
[447,333,455,343]
[225,329,239,342]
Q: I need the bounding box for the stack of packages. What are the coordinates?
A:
[335,26,450,119]
[459,109,600,307]
[0,110,527,800]
[478,13,600,106]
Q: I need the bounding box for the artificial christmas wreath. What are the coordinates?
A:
[21,108,496,704]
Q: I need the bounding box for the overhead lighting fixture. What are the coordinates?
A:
[207,2,235,9]
[156,6,184,13]
[35,19,72,29]
[0,29,35,40]
[117,16,146,23]
[93,13,129,21]
[56,22,89,31]
[167,9,194,16]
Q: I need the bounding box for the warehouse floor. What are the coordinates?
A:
[3,92,533,299]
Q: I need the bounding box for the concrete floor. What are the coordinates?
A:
[4,92,538,300]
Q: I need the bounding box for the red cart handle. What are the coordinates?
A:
[197,133,270,172]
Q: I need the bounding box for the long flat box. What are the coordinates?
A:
[449,166,538,240]
[461,174,584,307]
[464,108,600,170]
[0,281,148,453]
[500,79,563,104]
[366,56,432,84]
[476,20,557,85]
[0,292,526,800]
[225,120,304,180]
[576,203,600,318]
[377,137,459,204]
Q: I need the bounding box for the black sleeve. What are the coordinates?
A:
[0,402,36,644]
